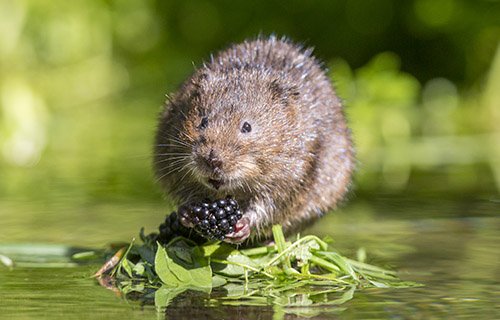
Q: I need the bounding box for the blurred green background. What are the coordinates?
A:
[0,0,499,245]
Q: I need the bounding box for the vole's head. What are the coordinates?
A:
[162,68,302,195]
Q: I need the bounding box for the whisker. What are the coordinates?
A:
[153,155,189,163]
[158,132,193,148]
[153,157,186,167]
[156,143,188,148]
[178,162,196,184]
[155,152,192,156]
[163,138,191,149]
[155,159,189,183]
[155,170,172,184]
[154,159,185,168]
[157,159,192,178]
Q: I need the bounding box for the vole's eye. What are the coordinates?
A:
[241,121,252,133]
[199,117,208,130]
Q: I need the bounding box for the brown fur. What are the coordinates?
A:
[154,36,355,241]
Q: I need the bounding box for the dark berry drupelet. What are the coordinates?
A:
[190,196,243,240]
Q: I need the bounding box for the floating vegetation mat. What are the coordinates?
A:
[91,225,420,311]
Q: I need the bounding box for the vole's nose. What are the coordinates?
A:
[205,149,223,171]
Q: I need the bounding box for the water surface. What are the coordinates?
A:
[1,194,499,319]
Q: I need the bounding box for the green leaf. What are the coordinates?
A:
[289,239,319,266]
[154,285,188,311]
[133,262,145,276]
[214,252,260,276]
[211,275,227,288]
[155,245,187,286]
[121,258,134,278]
[223,283,247,297]
[135,245,155,265]
[275,293,313,307]
[154,241,212,289]
[200,241,223,257]
[169,241,193,265]
[187,246,213,288]
[320,285,356,306]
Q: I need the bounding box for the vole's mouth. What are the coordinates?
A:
[208,178,223,190]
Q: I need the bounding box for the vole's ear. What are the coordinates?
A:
[269,79,300,105]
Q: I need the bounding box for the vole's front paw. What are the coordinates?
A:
[223,216,251,244]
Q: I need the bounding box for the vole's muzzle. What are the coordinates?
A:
[196,148,224,177]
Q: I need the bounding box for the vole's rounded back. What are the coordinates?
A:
[154,36,354,243]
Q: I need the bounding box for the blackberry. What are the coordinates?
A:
[157,210,205,244]
[189,195,242,241]
[156,196,242,243]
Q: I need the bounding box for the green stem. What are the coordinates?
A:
[240,245,276,256]
[309,255,341,273]
[264,235,328,268]
[272,225,287,253]
[272,225,292,270]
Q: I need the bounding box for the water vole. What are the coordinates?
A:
[154,36,355,243]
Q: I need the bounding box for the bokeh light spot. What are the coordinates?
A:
[414,0,455,28]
